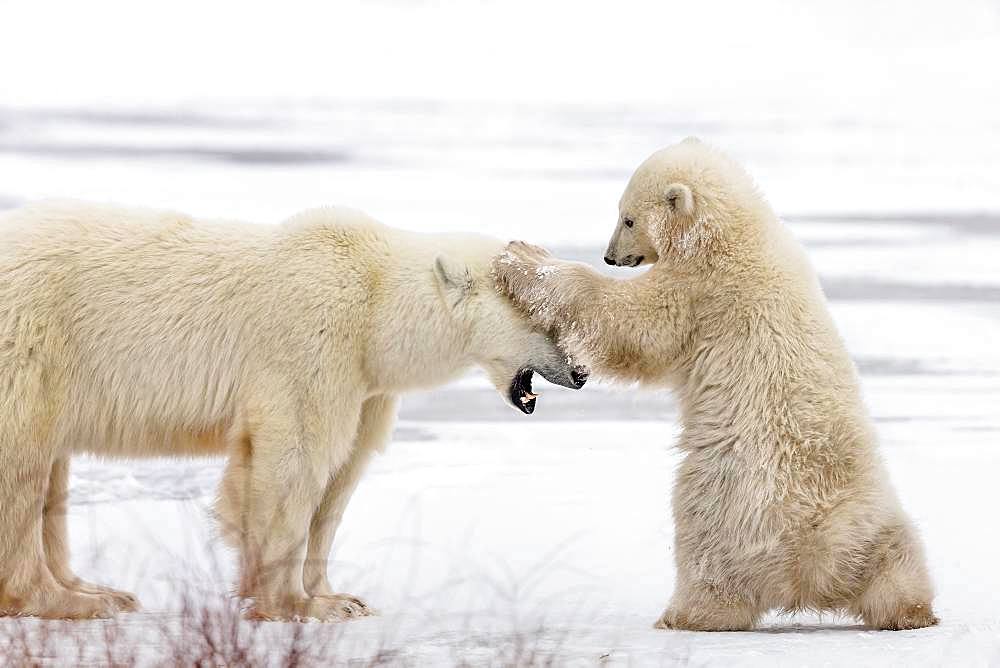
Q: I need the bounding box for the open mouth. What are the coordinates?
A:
[509,368,538,414]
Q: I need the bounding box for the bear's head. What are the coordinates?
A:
[605,137,759,269]
[434,253,588,414]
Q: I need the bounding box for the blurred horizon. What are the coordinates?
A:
[4,0,1000,237]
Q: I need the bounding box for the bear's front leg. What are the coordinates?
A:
[655,576,763,632]
[237,403,368,622]
[302,395,398,617]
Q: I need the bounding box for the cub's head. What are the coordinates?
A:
[433,253,588,414]
[605,137,758,268]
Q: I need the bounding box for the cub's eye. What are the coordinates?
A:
[624,218,634,228]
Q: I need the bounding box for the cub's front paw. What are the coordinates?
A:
[493,240,558,309]
[505,240,552,265]
[494,240,550,282]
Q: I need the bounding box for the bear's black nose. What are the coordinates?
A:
[604,256,616,266]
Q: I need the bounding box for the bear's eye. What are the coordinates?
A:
[624,218,634,228]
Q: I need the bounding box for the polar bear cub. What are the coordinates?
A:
[0,201,586,621]
[495,138,937,631]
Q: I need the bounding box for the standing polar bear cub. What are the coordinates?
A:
[495,138,938,631]
[0,201,585,621]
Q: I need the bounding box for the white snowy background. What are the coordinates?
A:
[2,0,1000,665]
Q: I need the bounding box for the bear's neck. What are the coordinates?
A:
[364,247,476,395]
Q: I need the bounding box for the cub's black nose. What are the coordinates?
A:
[570,366,589,389]
[604,256,616,266]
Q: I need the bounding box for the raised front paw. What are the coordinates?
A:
[505,240,552,265]
[492,241,557,304]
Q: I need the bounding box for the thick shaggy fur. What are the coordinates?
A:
[0,201,577,621]
[494,139,938,631]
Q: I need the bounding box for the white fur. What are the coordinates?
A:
[495,139,938,631]
[0,201,573,621]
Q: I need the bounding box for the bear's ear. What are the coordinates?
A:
[665,183,694,217]
[433,255,474,306]
[681,136,702,146]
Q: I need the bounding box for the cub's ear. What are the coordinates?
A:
[665,183,694,217]
[434,255,474,306]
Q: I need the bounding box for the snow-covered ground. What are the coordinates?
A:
[2,159,998,663]
[2,0,1000,663]
[33,417,996,666]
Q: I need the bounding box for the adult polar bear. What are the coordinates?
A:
[495,139,938,632]
[0,201,586,621]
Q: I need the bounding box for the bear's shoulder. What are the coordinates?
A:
[276,206,393,260]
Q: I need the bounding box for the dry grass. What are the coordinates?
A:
[0,467,585,666]
[0,578,576,667]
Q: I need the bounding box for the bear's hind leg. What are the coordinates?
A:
[42,457,140,612]
[0,450,114,619]
[215,434,252,560]
[852,524,938,631]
